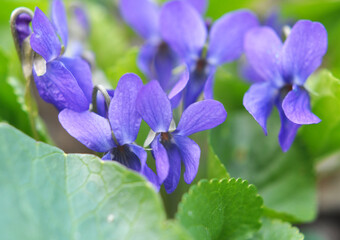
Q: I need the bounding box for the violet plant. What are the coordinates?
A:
[2,0,337,239]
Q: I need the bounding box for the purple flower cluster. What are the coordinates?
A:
[15,0,327,191]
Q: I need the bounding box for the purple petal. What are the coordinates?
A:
[142,165,161,191]
[163,145,182,193]
[128,144,147,170]
[183,70,207,109]
[176,99,227,136]
[160,0,207,61]
[33,60,89,112]
[138,42,157,78]
[151,136,170,183]
[282,86,320,125]
[203,71,216,99]
[276,102,301,152]
[31,7,61,62]
[136,81,173,132]
[174,135,200,184]
[15,13,32,46]
[239,61,266,83]
[108,73,143,145]
[58,109,114,152]
[243,82,276,135]
[281,20,328,85]
[119,0,159,40]
[207,10,259,65]
[168,67,189,100]
[244,27,283,86]
[96,89,114,118]
[59,57,93,103]
[183,0,207,14]
[73,5,90,36]
[51,0,68,47]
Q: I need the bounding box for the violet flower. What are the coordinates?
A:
[243,20,327,152]
[137,80,227,193]
[59,73,158,187]
[119,0,206,92]
[31,0,93,112]
[160,0,259,108]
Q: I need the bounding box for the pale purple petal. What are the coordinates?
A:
[168,67,189,99]
[73,5,90,35]
[59,109,114,152]
[239,61,266,83]
[33,60,89,112]
[138,42,157,78]
[31,7,61,62]
[163,145,182,193]
[244,27,283,86]
[128,144,147,170]
[136,81,172,132]
[207,10,259,65]
[243,82,276,135]
[51,0,68,47]
[160,0,207,60]
[15,13,32,46]
[281,20,327,85]
[183,0,207,14]
[151,136,169,183]
[59,57,93,103]
[109,73,143,145]
[282,86,320,124]
[176,99,227,136]
[276,102,301,152]
[203,71,216,99]
[174,135,200,184]
[119,0,159,40]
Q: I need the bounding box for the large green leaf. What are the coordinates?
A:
[302,70,340,159]
[0,123,191,240]
[210,112,316,222]
[251,218,304,240]
[176,178,263,240]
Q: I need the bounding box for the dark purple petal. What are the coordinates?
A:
[183,0,207,14]
[183,70,207,109]
[96,89,114,118]
[51,0,68,47]
[112,145,142,171]
[31,7,61,62]
[160,0,207,61]
[281,20,327,85]
[174,135,200,184]
[128,144,147,170]
[59,57,93,103]
[15,13,32,46]
[276,102,301,152]
[33,60,89,112]
[59,109,114,152]
[119,0,159,40]
[142,165,161,191]
[109,73,143,145]
[151,136,170,183]
[170,93,182,109]
[176,99,227,136]
[282,86,320,124]
[244,27,283,86]
[163,145,181,193]
[137,81,172,132]
[243,82,276,135]
[138,42,157,78]
[207,10,259,65]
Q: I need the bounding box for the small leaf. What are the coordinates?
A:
[0,123,191,239]
[251,218,304,240]
[176,178,263,240]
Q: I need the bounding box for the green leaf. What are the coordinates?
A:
[301,69,340,159]
[210,112,316,222]
[251,218,304,240]
[0,123,191,240]
[207,143,229,180]
[176,178,263,240]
